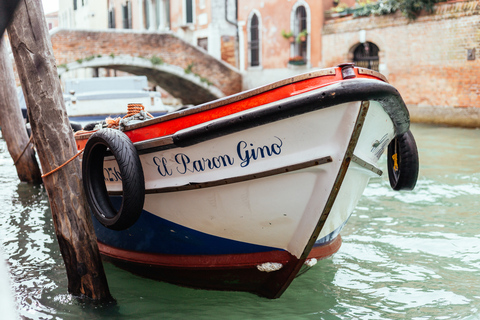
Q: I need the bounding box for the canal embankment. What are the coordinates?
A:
[323,0,480,129]
[409,105,480,128]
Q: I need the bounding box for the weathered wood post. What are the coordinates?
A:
[7,0,113,301]
[0,38,42,183]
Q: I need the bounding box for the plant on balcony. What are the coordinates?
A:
[281,30,295,42]
[296,29,308,43]
[327,0,445,20]
[288,56,306,65]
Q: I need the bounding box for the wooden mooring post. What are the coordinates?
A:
[7,0,113,301]
[0,38,42,184]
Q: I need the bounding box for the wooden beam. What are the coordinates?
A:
[7,0,113,301]
[0,38,42,183]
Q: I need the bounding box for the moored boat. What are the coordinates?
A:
[63,76,178,123]
[75,64,419,299]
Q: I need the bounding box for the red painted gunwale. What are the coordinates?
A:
[75,67,386,150]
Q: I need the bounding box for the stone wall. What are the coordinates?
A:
[322,0,480,127]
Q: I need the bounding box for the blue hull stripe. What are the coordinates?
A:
[94,197,348,255]
[93,197,282,255]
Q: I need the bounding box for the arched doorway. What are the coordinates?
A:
[353,42,379,71]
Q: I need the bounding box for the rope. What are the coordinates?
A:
[41,103,151,178]
[106,103,154,129]
[41,148,85,179]
[106,116,121,128]
[126,103,154,118]
[13,135,34,166]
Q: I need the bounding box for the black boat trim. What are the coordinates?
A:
[127,79,409,154]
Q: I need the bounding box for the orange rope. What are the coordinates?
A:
[41,103,151,178]
[126,103,153,119]
[104,103,153,129]
[74,129,95,136]
[13,134,34,166]
[105,116,121,128]
[41,148,85,179]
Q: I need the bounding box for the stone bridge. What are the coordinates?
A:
[50,29,242,105]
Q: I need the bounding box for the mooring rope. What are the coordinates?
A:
[40,103,150,178]
[13,134,34,166]
[41,148,85,178]
[106,103,154,128]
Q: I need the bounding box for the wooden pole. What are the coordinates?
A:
[0,38,42,183]
[7,0,113,301]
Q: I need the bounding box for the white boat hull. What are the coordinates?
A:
[102,99,392,258]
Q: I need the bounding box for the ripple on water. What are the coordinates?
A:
[0,124,479,319]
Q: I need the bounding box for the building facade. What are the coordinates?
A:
[58,0,238,66]
[45,11,59,30]
[57,0,346,89]
[54,0,480,125]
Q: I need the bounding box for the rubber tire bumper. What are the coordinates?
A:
[387,129,419,191]
[82,128,145,230]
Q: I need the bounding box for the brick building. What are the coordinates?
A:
[322,0,480,126]
[56,0,480,125]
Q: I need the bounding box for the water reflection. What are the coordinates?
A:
[0,124,478,319]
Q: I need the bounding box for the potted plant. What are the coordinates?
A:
[288,55,306,66]
[281,30,294,42]
[296,29,308,43]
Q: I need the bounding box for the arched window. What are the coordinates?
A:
[294,5,307,60]
[249,13,260,67]
[122,1,132,29]
[353,42,379,71]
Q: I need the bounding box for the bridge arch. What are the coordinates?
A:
[58,55,224,105]
[51,29,242,105]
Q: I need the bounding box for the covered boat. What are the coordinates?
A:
[75,64,419,299]
[63,76,178,122]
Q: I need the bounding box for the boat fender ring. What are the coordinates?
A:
[387,129,419,191]
[82,128,145,230]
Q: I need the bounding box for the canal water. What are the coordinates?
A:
[0,123,479,320]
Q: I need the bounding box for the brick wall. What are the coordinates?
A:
[221,35,236,67]
[50,29,242,102]
[322,0,480,114]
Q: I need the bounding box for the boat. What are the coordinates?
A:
[63,76,178,123]
[75,63,419,299]
[19,76,179,130]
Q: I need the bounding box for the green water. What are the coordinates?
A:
[0,123,479,319]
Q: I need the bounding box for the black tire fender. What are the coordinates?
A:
[82,128,145,230]
[387,129,419,191]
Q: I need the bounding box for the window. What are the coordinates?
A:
[353,42,380,71]
[73,0,77,10]
[293,5,307,61]
[145,0,151,29]
[249,14,260,67]
[156,0,170,30]
[123,1,132,29]
[185,0,194,24]
[197,37,208,51]
[108,8,115,28]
